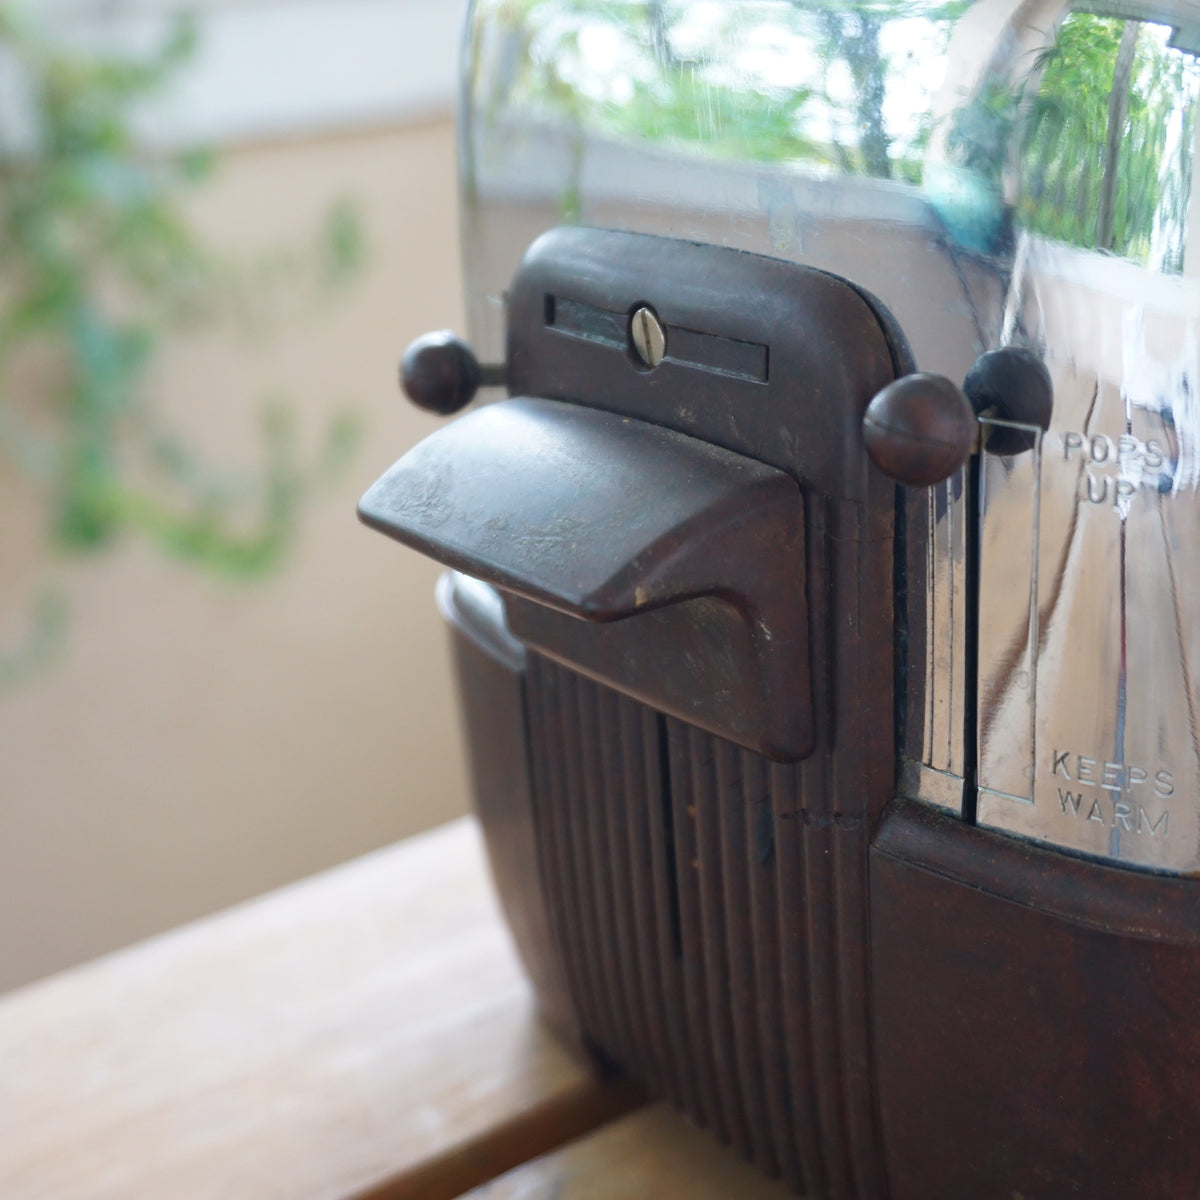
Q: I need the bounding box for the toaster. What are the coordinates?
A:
[360,3,1200,1197]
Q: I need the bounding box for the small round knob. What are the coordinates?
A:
[400,330,481,415]
[863,373,976,487]
[963,348,1053,457]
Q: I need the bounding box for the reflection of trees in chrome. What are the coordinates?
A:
[470,0,957,173]
[470,0,1199,269]
[1017,14,1200,269]
[471,0,1024,189]
[472,0,821,166]
[814,8,893,178]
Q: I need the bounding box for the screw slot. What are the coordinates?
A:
[630,305,666,368]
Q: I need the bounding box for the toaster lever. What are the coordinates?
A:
[358,395,813,760]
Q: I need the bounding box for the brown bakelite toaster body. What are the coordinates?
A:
[361,226,1200,1200]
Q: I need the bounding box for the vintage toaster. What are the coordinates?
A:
[360,3,1200,1197]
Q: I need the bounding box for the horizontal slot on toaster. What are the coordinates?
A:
[546,294,768,382]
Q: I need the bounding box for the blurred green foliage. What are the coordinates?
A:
[1020,14,1198,264]
[0,7,365,682]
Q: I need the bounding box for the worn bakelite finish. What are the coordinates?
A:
[520,643,895,1199]
[436,574,579,1041]
[444,570,1200,1200]
[361,397,813,761]
[361,229,899,1196]
[363,226,1200,1199]
[505,228,900,507]
[436,545,895,1199]
[870,800,1200,1200]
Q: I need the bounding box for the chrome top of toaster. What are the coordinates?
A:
[460,0,1200,872]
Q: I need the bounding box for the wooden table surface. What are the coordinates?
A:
[0,818,792,1200]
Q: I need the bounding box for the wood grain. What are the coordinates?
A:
[0,819,632,1200]
[462,1103,796,1200]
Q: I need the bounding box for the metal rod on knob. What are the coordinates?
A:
[477,362,507,390]
[861,350,1054,826]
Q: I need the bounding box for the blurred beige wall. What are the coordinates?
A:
[0,114,471,992]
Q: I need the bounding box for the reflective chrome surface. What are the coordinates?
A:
[461,0,1200,870]
[975,247,1200,870]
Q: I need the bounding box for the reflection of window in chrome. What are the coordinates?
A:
[471,0,955,173]
[1014,14,1200,270]
[472,0,1200,270]
[476,2,822,164]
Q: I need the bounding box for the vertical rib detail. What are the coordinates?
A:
[523,652,882,1198]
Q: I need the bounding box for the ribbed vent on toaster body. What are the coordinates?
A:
[523,651,879,1200]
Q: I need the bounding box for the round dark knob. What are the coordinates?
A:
[400,330,481,415]
[863,373,976,487]
[963,348,1053,456]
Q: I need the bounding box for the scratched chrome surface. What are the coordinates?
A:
[461,0,1200,871]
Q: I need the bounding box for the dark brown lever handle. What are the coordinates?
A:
[863,350,1053,487]
[399,330,506,415]
[358,396,813,761]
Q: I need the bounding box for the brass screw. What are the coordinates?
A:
[630,305,666,368]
